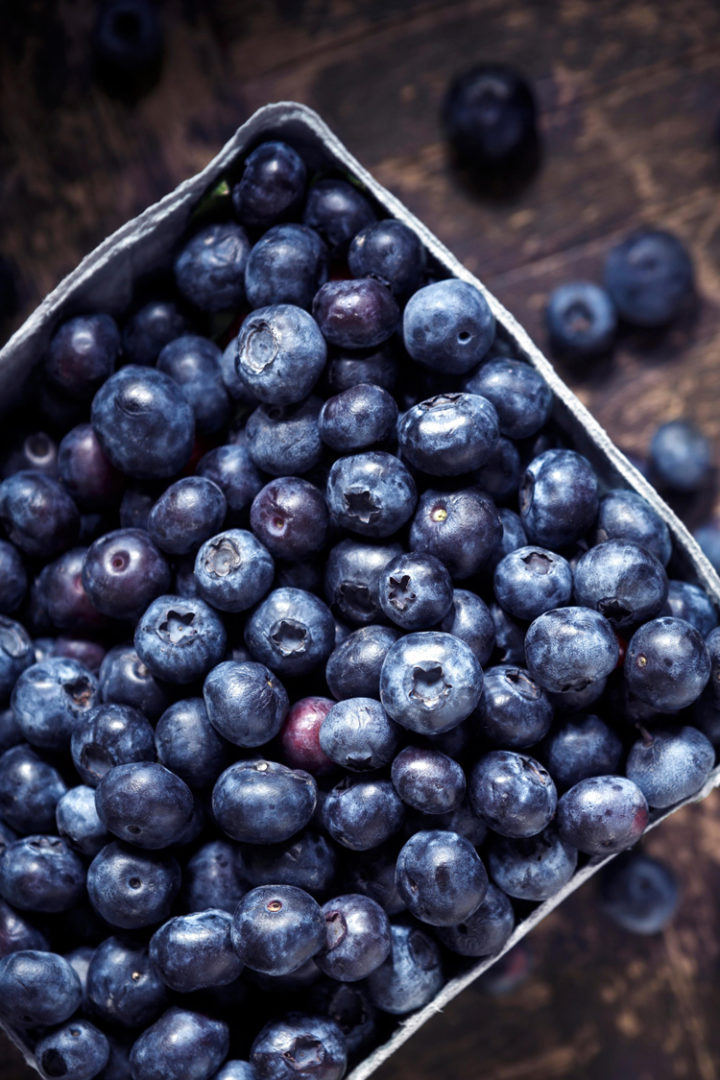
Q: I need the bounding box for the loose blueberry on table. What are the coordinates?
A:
[0,132,715,1080]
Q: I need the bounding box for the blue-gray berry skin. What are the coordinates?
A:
[35,1019,110,1080]
[236,304,327,405]
[573,540,668,630]
[56,784,109,856]
[519,449,599,550]
[556,776,649,856]
[99,645,170,721]
[174,222,250,312]
[149,909,243,992]
[625,726,715,809]
[0,744,67,834]
[250,1013,347,1080]
[321,778,405,852]
[463,356,552,439]
[245,224,328,310]
[595,489,672,566]
[598,851,679,935]
[605,228,694,328]
[196,444,264,519]
[246,396,323,477]
[129,1006,230,1080]
[436,882,515,957]
[46,312,121,397]
[203,661,288,749]
[212,759,317,845]
[469,751,557,839]
[625,616,710,712]
[324,539,402,627]
[233,141,307,228]
[398,392,500,475]
[154,698,230,790]
[380,631,484,735]
[134,595,227,685]
[245,588,335,678]
[378,552,454,632]
[476,665,553,749]
[542,714,623,791]
[0,617,34,701]
[546,281,618,360]
[232,884,325,977]
[149,477,227,557]
[348,218,426,297]
[365,923,443,1015]
[122,299,188,365]
[313,278,400,350]
[183,839,247,915]
[440,589,495,665]
[0,541,27,614]
[391,745,466,815]
[0,471,80,561]
[91,366,195,481]
[194,529,274,614]
[664,580,718,637]
[650,418,711,494]
[409,487,502,580]
[525,606,619,695]
[326,451,417,539]
[214,1063,257,1080]
[0,897,49,955]
[303,176,376,257]
[395,829,488,926]
[403,279,495,374]
[487,828,578,901]
[325,625,399,701]
[242,829,337,898]
[0,949,82,1027]
[494,545,572,622]
[87,842,181,929]
[71,702,156,788]
[319,698,399,772]
[0,834,86,913]
[94,762,195,850]
[87,935,168,1029]
[12,656,99,752]
[157,334,231,436]
[317,893,391,982]
[319,383,398,454]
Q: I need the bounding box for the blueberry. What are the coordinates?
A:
[82,527,171,620]
[463,357,552,440]
[0,541,26,614]
[494,545,573,621]
[87,842,180,929]
[308,982,376,1063]
[149,909,243,992]
[391,746,466,814]
[243,829,337,898]
[91,366,195,480]
[326,343,397,394]
[45,312,120,397]
[598,851,679,934]
[556,776,649,856]
[245,587,335,678]
[58,423,124,509]
[664,579,718,637]
[474,434,522,499]
[246,396,323,477]
[695,519,720,575]
[302,177,376,258]
[487,827,578,901]
[235,304,327,405]
[525,606,619,694]
[12,656,97,751]
[378,552,454,631]
[192,529,274,614]
[0,707,22,755]
[196,444,264,519]
[122,299,189,365]
[278,696,335,776]
[148,476,227,556]
[399,392,499,477]
[439,590,495,667]
[324,539,402,626]
[232,884,325,976]
[203,660,288,748]
[313,278,400,350]
[56,785,109,857]
[213,1062,257,1080]
[625,616,710,711]
[0,898,49,957]
[174,222,250,312]
[40,547,107,634]
[0,470,80,559]
[476,665,552,749]
[119,486,156,531]
[86,935,168,1029]
[315,894,391,983]
[0,744,67,834]
[250,477,329,562]
[395,829,487,926]
[409,487,502,579]
[319,383,398,453]
[327,451,417,538]
[3,429,59,478]
[95,762,195,849]
[325,625,399,701]
[129,1007,230,1080]
[348,219,426,297]
[546,282,618,359]
[379,631,484,735]
[0,949,82,1028]
[35,1019,110,1080]
[442,63,538,171]
[245,224,328,310]
[182,839,246,916]
[0,833,85,914]
[157,334,231,435]
[233,141,307,229]
[319,698,399,772]
[436,882,515,957]
[51,636,107,674]
[605,228,694,327]
[135,594,227,684]
[212,759,316,845]
[469,751,556,838]
[71,702,156,786]
[321,778,404,851]
[595,489,672,566]
[650,418,712,493]
[519,449,599,549]
[574,539,669,630]
[542,714,623,791]
[403,279,495,374]
[625,725,714,808]
[365,923,443,1015]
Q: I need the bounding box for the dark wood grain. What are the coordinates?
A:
[3,2,720,1078]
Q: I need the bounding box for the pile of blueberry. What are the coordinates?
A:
[0,136,718,1080]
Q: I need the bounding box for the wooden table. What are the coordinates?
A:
[3,2,720,1077]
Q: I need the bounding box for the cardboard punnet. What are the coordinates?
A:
[2,102,720,1078]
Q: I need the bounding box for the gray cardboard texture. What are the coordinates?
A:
[2,102,720,1078]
